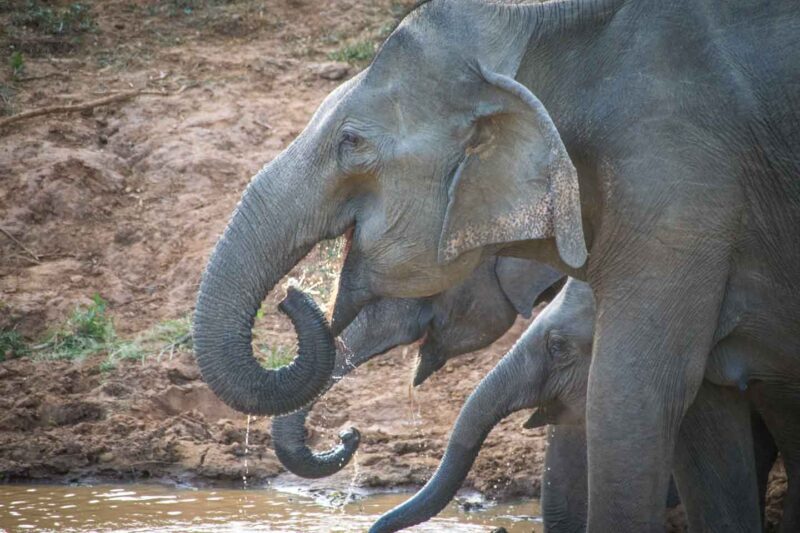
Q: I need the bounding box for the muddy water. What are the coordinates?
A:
[0,484,542,532]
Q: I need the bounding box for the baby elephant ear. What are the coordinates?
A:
[438,67,587,269]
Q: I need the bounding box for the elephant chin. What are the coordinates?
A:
[522,402,569,429]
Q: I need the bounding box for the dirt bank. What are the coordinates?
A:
[0,0,787,531]
[0,319,545,498]
[0,0,547,510]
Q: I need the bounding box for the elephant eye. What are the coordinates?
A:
[340,131,361,148]
[547,332,568,357]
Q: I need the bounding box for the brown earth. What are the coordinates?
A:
[0,0,787,531]
[0,0,550,509]
[0,320,544,498]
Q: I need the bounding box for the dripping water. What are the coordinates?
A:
[242,415,251,490]
[340,451,361,513]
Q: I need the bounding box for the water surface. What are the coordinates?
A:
[0,484,542,532]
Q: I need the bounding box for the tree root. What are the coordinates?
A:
[0,85,193,132]
[0,227,40,264]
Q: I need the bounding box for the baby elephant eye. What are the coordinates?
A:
[547,333,568,357]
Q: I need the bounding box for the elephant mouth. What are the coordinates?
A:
[330,223,369,336]
[413,336,448,387]
[522,401,570,429]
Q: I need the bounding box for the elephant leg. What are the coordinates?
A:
[749,384,800,533]
[542,424,588,533]
[779,458,800,533]
[586,223,733,531]
[672,382,762,532]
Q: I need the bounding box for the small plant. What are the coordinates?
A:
[35,294,115,360]
[0,83,14,116]
[98,359,117,372]
[0,330,29,361]
[9,51,24,80]
[11,1,96,35]
[256,343,296,369]
[328,39,375,65]
[101,315,193,369]
[26,294,194,369]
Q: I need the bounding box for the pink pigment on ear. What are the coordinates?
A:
[343,225,355,256]
[417,330,429,347]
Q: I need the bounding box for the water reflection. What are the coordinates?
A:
[0,484,542,532]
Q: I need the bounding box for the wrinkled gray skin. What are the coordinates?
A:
[371,280,793,533]
[271,257,563,478]
[539,405,777,533]
[194,1,800,528]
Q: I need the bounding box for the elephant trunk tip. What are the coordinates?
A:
[271,408,362,479]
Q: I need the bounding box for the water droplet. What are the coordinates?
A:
[339,451,360,513]
[242,415,251,491]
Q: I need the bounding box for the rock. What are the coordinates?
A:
[309,62,350,81]
[38,401,105,427]
[14,396,39,409]
[98,452,115,463]
[165,360,201,385]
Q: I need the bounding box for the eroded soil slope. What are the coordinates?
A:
[0,0,547,505]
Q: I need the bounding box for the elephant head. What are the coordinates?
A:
[414,257,564,386]
[194,1,585,417]
[369,278,595,533]
[272,257,563,478]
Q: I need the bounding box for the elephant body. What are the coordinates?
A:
[194,0,800,529]
[372,278,798,532]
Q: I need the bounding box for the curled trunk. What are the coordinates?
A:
[272,407,361,478]
[271,298,430,478]
[193,160,338,417]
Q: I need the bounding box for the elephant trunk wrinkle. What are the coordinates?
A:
[370,360,517,533]
[193,162,340,418]
[272,406,361,478]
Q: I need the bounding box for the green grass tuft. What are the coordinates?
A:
[256,343,296,369]
[30,295,192,369]
[11,1,96,35]
[9,51,24,80]
[101,315,193,369]
[328,40,375,65]
[34,294,115,361]
[0,330,29,361]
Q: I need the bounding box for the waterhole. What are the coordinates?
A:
[0,484,542,532]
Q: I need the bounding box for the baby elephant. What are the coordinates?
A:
[371,279,790,533]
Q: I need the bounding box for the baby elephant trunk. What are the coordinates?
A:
[370,350,536,533]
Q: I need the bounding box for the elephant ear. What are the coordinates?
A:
[495,257,565,318]
[438,66,587,269]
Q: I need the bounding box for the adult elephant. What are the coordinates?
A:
[193,1,800,529]
[272,257,562,478]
